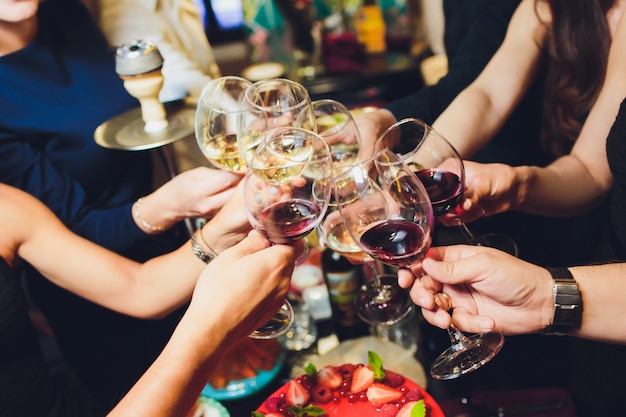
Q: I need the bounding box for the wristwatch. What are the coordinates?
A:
[543,267,581,336]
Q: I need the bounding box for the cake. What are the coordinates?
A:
[253,351,444,417]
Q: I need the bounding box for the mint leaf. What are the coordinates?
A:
[251,412,265,417]
[368,351,386,380]
[304,363,318,376]
[411,399,426,417]
[288,405,328,416]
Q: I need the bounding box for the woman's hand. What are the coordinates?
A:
[438,161,520,226]
[351,108,397,161]
[187,230,299,342]
[200,180,252,254]
[137,167,243,232]
[406,244,554,336]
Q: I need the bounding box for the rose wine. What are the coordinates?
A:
[201,132,246,173]
[258,199,321,243]
[415,169,463,216]
[359,219,430,267]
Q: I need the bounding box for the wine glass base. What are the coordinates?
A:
[356,276,414,326]
[249,300,295,339]
[430,332,504,380]
[469,233,518,257]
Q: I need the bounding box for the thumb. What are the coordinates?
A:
[422,256,467,286]
[223,229,271,258]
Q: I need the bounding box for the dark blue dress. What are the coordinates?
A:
[0,0,186,409]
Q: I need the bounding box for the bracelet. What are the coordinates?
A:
[198,227,219,260]
[190,229,217,264]
[133,197,164,232]
[543,267,582,336]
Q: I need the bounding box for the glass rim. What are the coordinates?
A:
[243,78,312,112]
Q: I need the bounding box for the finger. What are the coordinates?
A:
[421,307,451,330]
[450,308,496,334]
[408,277,437,310]
[225,229,271,257]
[205,188,236,209]
[397,268,414,289]
[421,245,491,285]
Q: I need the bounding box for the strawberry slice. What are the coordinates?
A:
[318,366,343,389]
[397,399,426,417]
[366,382,403,405]
[285,380,310,407]
[350,366,375,393]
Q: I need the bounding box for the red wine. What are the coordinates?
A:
[359,220,430,267]
[415,169,463,216]
[387,174,429,209]
[258,199,321,243]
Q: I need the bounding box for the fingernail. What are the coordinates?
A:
[479,318,493,331]
[417,296,425,306]
[434,315,446,327]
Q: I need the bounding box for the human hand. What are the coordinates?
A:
[351,108,396,160]
[406,244,554,336]
[200,180,252,253]
[437,160,520,226]
[187,230,298,342]
[141,167,242,231]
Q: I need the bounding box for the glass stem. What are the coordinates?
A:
[447,322,471,352]
[458,222,476,243]
[364,258,384,286]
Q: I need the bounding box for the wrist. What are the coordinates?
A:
[132,197,165,234]
[190,226,218,264]
[543,267,582,336]
[511,165,534,211]
[133,194,181,234]
[201,221,243,254]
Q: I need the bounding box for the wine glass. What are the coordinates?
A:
[311,99,361,148]
[313,99,363,259]
[237,78,316,166]
[195,76,251,173]
[333,152,433,326]
[375,119,506,379]
[375,118,518,256]
[243,127,333,338]
[358,274,418,352]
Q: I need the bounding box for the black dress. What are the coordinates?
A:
[563,97,626,417]
[0,258,103,417]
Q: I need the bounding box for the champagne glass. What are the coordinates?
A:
[376,119,506,379]
[243,127,333,338]
[195,76,251,173]
[237,78,316,166]
[375,118,518,256]
[333,152,433,326]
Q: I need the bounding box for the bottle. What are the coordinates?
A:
[353,0,387,54]
[321,249,367,340]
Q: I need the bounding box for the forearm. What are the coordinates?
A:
[511,155,608,217]
[568,264,626,344]
[107,312,230,417]
[433,87,509,158]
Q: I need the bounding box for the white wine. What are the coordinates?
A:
[202,133,246,172]
[324,220,368,262]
